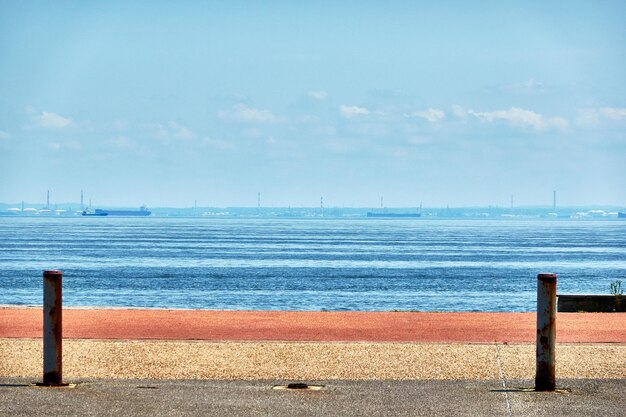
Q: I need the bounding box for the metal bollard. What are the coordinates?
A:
[39,270,69,386]
[535,273,557,391]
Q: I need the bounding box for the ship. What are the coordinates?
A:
[81,210,108,216]
[366,212,421,218]
[82,206,151,216]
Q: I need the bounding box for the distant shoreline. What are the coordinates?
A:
[2,204,625,219]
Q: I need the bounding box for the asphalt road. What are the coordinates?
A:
[1,378,624,417]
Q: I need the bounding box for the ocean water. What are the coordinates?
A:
[0,217,624,311]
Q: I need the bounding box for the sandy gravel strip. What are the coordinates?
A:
[1,339,624,381]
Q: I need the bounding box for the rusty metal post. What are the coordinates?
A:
[535,273,557,391]
[39,270,68,386]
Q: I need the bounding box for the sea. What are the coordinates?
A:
[0,217,624,312]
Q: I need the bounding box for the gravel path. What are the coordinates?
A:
[2,339,624,380]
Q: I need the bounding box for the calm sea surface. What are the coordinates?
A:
[0,217,625,311]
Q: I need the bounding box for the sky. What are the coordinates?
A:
[1,1,625,208]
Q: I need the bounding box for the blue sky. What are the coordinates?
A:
[1,1,625,207]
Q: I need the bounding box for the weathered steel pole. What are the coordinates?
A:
[535,272,557,391]
[40,270,68,386]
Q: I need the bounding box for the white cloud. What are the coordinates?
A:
[410,108,445,123]
[599,107,626,120]
[340,105,370,118]
[308,90,328,100]
[139,122,195,141]
[577,107,626,126]
[576,109,600,125]
[523,79,540,89]
[151,124,169,140]
[113,119,130,130]
[169,122,195,140]
[504,79,545,95]
[547,117,569,130]
[47,141,81,151]
[218,104,276,123]
[467,107,568,130]
[451,104,467,119]
[37,111,73,128]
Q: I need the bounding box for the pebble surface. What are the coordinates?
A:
[2,339,624,380]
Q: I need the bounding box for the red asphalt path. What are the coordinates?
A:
[1,308,624,343]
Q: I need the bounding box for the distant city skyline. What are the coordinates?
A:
[1,2,625,207]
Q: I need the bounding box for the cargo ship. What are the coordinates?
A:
[82,206,151,216]
[366,212,421,218]
[81,210,108,216]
